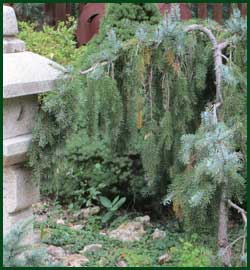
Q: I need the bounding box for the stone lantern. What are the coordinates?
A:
[3,6,64,243]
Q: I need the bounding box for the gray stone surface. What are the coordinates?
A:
[4,95,37,139]
[3,52,65,98]
[82,244,102,254]
[134,215,150,224]
[152,228,166,240]
[3,37,25,53]
[3,206,34,237]
[3,134,32,166]
[47,245,66,258]
[3,166,39,213]
[108,221,146,242]
[3,6,18,36]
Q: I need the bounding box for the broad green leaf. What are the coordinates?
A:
[111,197,126,211]
[102,212,113,223]
[112,195,120,205]
[99,196,112,209]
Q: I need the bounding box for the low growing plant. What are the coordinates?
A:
[99,196,127,224]
[170,234,214,266]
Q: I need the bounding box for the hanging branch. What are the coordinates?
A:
[228,199,247,225]
[228,199,247,258]
[80,61,109,75]
[185,24,232,266]
[185,24,247,267]
[185,24,228,105]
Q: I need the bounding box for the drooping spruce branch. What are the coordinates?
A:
[80,61,109,75]
[185,24,228,104]
[185,24,246,266]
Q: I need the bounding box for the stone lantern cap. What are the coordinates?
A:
[3,52,65,98]
[3,5,66,98]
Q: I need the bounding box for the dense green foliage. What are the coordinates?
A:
[29,8,214,207]
[29,5,246,251]
[94,3,160,43]
[18,18,86,66]
[169,110,245,231]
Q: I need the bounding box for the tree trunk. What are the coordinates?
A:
[217,189,231,266]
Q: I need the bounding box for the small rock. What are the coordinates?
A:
[108,221,146,242]
[134,215,150,224]
[152,228,166,240]
[63,254,89,267]
[82,244,102,254]
[116,260,128,267]
[99,231,108,236]
[47,245,66,258]
[158,253,171,265]
[74,206,100,219]
[72,224,84,230]
[56,219,65,225]
[33,201,49,215]
[35,214,48,223]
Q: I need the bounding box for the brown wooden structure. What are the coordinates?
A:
[76,3,105,45]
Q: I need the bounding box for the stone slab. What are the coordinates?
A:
[3,52,65,98]
[3,6,18,36]
[3,134,32,166]
[3,37,26,53]
[3,166,39,213]
[4,95,37,139]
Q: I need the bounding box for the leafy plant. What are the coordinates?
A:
[18,18,86,66]
[170,235,213,266]
[99,196,126,223]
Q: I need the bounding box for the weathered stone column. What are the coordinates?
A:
[3,6,64,243]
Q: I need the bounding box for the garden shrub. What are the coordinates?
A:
[29,4,246,229]
[18,17,86,66]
